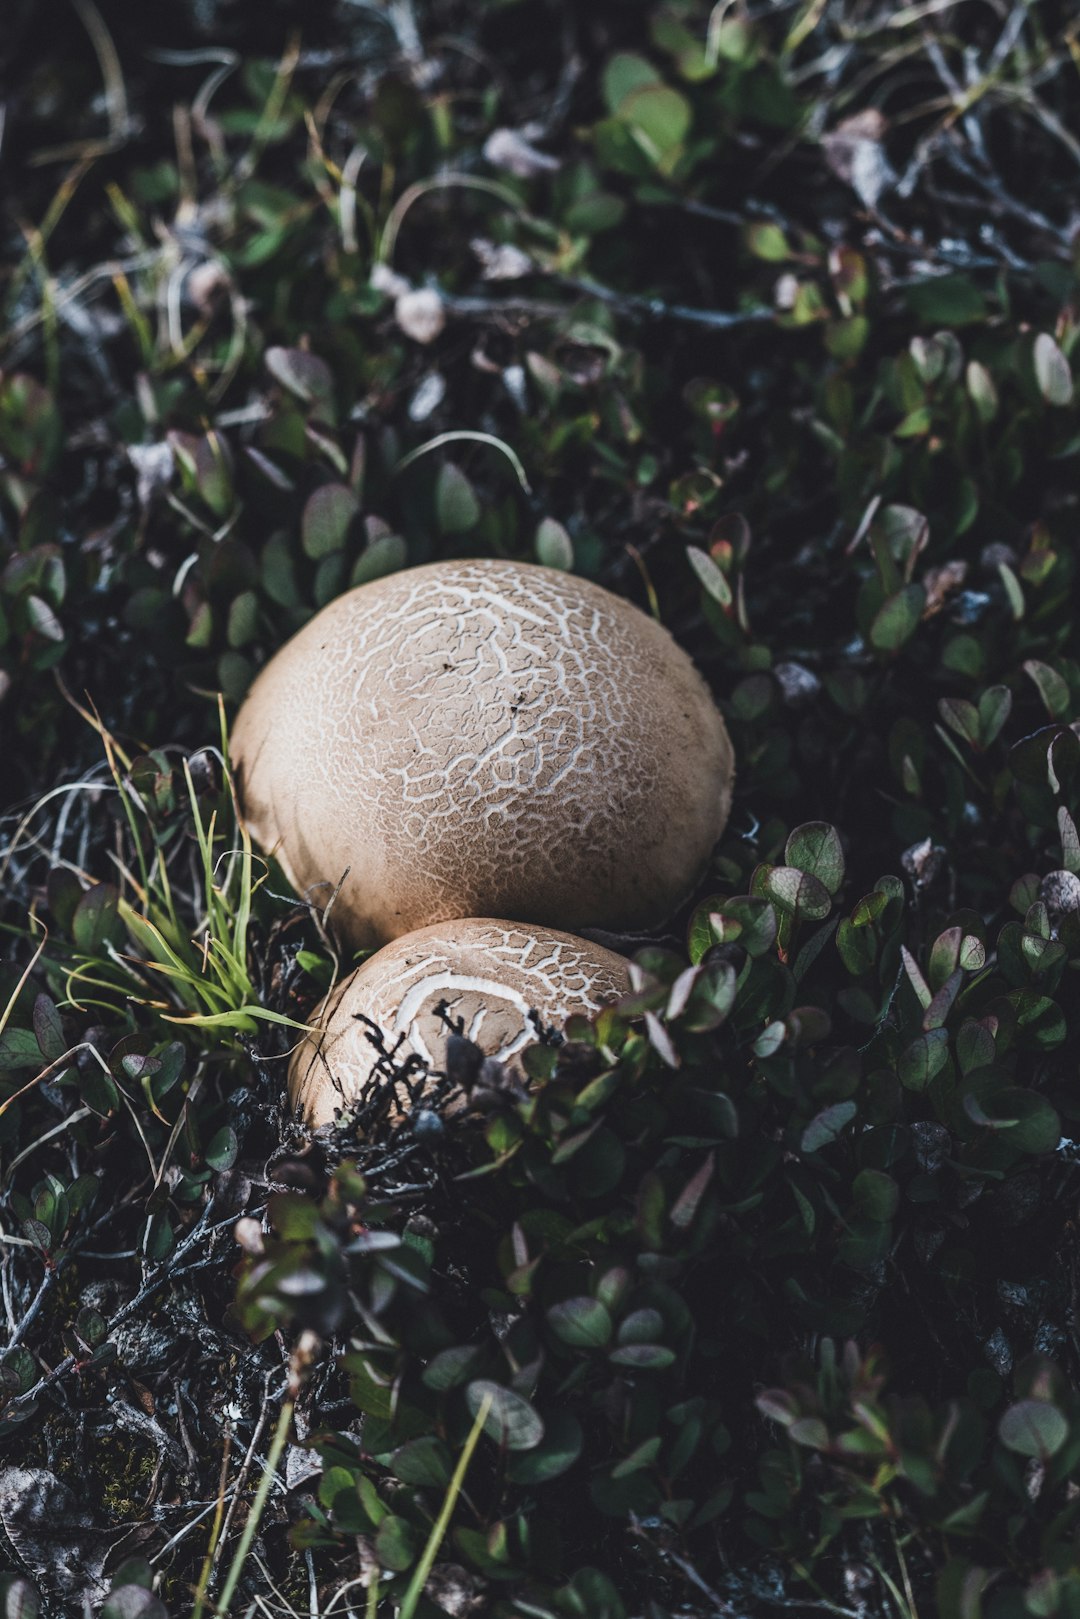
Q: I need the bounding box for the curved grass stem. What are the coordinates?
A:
[397,1392,493,1619]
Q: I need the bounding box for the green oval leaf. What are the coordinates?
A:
[421,1345,480,1391]
[836,917,876,977]
[903,274,987,326]
[788,1416,830,1449]
[205,1125,238,1172]
[507,1410,584,1484]
[785,822,844,896]
[547,1296,613,1348]
[617,1307,665,1345]
[801,1101,856,1154]
[1023,659,1071,721]
[938,698,981,748]
[620,82,692,162]
[870,585,925,653]
[977,685,1011,747]
[466,1380,545,1450]
[351,532,407,586]
[602,52,660,113]
[608,1343,677,1369]
[688,893,728,963]
[266,346,336,423]
[390,1435,452,1488]
[711,896,777,957]
[745,222,790,261]
[1008,990,1067,1050]
[100,1588,167,1619]
[966,359,998,420]
[763,866,832,922]
[436,463,480,533]
[374,1513,419,1571]
[302,483,358,559]
[998,1399,1068,1459]
[72,883,122,954]
[967,1088,1059,1154]
[0,1027,48,1072]
[852,1168,899,1222]
[535,517,574,570]
[897,1029,949,1092]
[1034,333,1073,407]
[686,545,732,607]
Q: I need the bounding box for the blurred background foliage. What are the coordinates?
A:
[3,0,1080,1614]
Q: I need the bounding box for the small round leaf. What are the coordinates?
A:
[302,483,358,559]
[535,518,574,570]
[763,866,832,921]
[436,463,480,533]
[998,1399,1068,1459]
[784,822,845,895]
[547,1296,612,1348]
[1034,334,1073,407]
[466,1380,545,1450]
[801,1101,856,1155]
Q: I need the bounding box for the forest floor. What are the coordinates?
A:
[3,2,1080,1616]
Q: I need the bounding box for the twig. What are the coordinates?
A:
[248,1555,299,1618]
[306,1550,318,1619]
[0,1251,16,1337]
[3,1107,93,1184]
[559,275,773,331]
[214,1394,294,1615]
[940,141,1068,245]
[153,1489,240,1566]
[7,1268,53,1350]
[438,291,574,323]
[1,1199,236,1417]
[209,1374,275,1577]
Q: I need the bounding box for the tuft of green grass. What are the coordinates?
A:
[41,697,309,1045]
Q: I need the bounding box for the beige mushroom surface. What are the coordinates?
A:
[231,557,734,948]
[289,918,630,1125]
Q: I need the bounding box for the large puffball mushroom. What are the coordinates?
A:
[289,918,630,1125]
[231,558,734,949]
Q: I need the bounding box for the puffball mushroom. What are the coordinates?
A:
[231,558,734,949]
[289,918,630,1125]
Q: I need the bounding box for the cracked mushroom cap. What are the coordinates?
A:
[231,558,734,948]
[289,918,630,1125]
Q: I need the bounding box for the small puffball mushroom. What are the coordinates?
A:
[289,918,630,1125]
[231,558,734,948]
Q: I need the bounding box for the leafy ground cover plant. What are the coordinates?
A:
[3,0,1080,1614]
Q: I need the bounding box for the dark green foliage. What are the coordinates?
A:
[4,0,1080,1614]
[225,791,1080,1611]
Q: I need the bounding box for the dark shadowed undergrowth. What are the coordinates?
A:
[3,1,1080,1614]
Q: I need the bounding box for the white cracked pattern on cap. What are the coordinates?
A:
[231,558,734,947]
[288,917,631,1124]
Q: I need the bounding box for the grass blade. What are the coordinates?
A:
[397,1391,493,1619]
